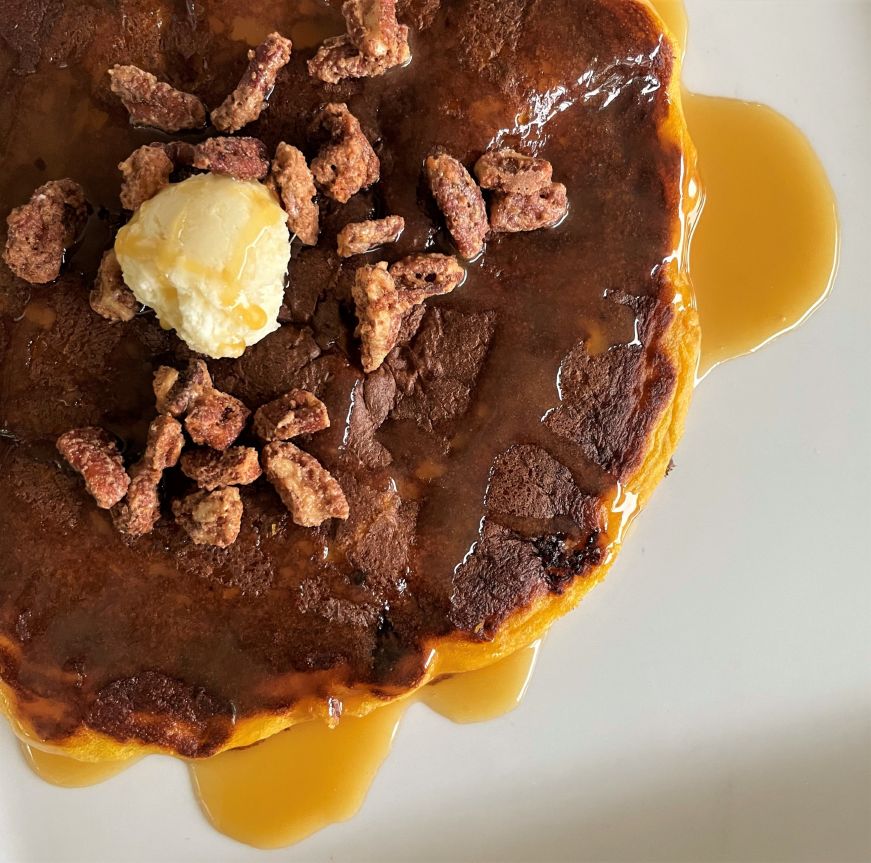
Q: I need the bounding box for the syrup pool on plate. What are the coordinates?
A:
[9,0,840,850]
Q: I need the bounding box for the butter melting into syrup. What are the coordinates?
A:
[13,0,839,850]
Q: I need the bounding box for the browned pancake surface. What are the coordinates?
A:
[0,0,683,755]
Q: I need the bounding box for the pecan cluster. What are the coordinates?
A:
[56,361,348,548]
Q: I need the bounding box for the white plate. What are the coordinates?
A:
[1,2,869,861]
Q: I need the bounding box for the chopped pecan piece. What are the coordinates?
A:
[337,215,404,257]
[111,463,162,536]
[490,182,569,233]
[262,441,349,527]
[185,389,251,451]
[253,390,330,441]
[108,65,206,132]
[89,249,138,322]
[143,414,184,471]
[309,103,379,203]
[172,487,243,548]
[3,179,87,284]
[344,0,401,58]
[118,144,173,211]
[424,152,488,259]
[180,447,262,491]
[352,262,404,373]
[56,427,130,509]
[308,23,409,84]
[211,32,293,133]
[474,148,553,194]
[267,143,319,245]
[191,137,269,181]
[153,360,213,417]
[389,253,464,299]
[308,31,410,84]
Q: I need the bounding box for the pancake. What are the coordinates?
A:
[0,0,699,759]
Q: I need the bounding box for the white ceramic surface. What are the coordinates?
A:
[1,2,869,861]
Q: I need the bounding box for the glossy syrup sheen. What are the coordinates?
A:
[651,0,839,379]
[10,0,839,851]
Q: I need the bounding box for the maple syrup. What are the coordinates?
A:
[651,0,840,379]
[190,701,406,849]
[19,743,138,787]
[421,639,541,723]
[7,0,840,852]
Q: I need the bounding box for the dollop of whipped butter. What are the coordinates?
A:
[115,173,290,359]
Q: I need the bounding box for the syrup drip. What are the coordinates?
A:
[19,743,138,788]
[9,0,840,851]
[651,0,840,380]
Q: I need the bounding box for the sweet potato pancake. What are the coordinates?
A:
[0,0,699,759]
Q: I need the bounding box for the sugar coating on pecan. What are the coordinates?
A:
[90,249,138,323]
[3,179,87,285]
[185,388,251,451]
[143,414,185,471]
[344,0,400,58]
[191,137,269,181]
[118,144,173,211]
[262,441,349,527]
[489,182,569,233]
[211,32,293,133]
[153,360,213,417]
[308,0,410,88]
[267,143,319,245]
[389,253,464,300]
[308,30,410,84]
[56,427,130,509]
[111,463,162,536]
[108,65,206,133]
[352,262,405,373]
[474,148,553,194]
[424,152,487,259]
[309,103,380,203]
[253,389,330,441]
[337,215,404,257]
[180,447,262,491]
[172,487,243,548]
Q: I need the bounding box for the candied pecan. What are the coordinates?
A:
[191,137,269,181]
[253,390,330,441]
[56,427,130,509]
[111,463,162,536]
[309,103,379,203]
[267,143,319,245]
[180,447,261,491]
[118,144,173,211]
[108,65,206,132]
[307,27,409,84]
[153,360,213,417]
[337,215,404,257]
[344,0,400,58]
[185,388,251,451]
[389,253,464,299]
[172,487,243,548]
[352,262,404,373]
[211,32,293,133]
[474,148,553,194]
[489,182,569,233]
[89,249,138,322]
[143,414,184,471]
[424,152,488,259]
[3,179,87,284]
[262,441,349,527]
